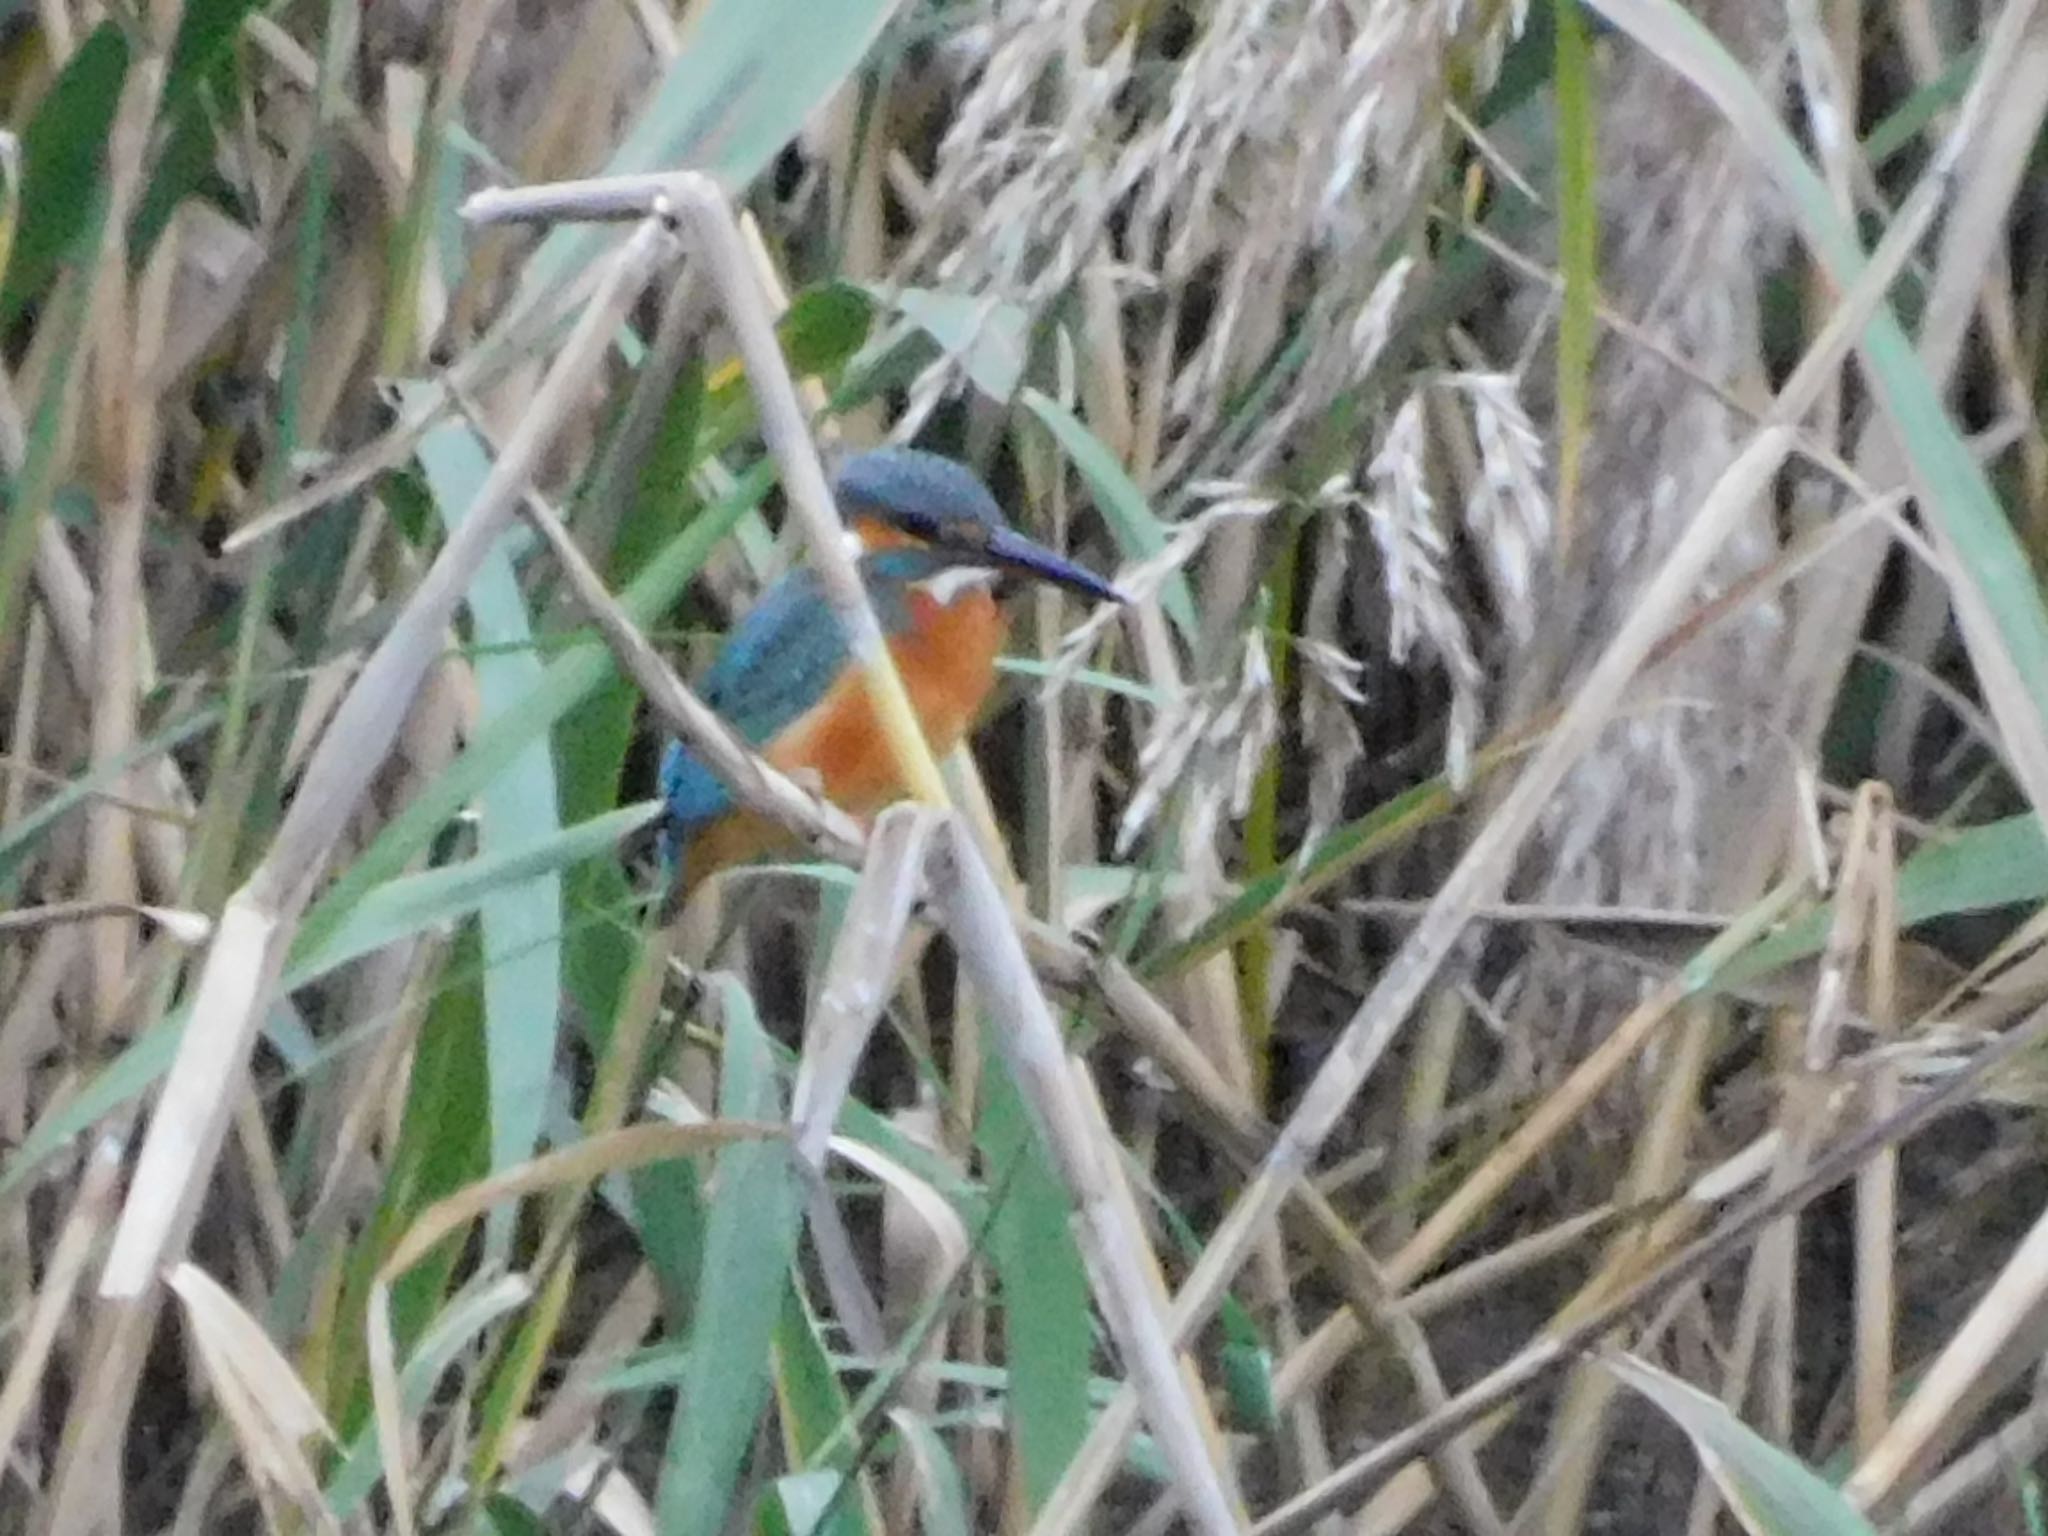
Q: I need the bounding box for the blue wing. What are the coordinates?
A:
[658,566,853,865]
[656,551,955,874]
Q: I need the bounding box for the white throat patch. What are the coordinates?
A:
[912,566,1001,605]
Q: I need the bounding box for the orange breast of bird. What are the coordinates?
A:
[681,587,1006,886]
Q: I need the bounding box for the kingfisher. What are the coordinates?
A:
[658,446,1125,891]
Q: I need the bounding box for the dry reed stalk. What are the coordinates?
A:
[1072,1058,1246,1501]
[1714,0,2048,762]
[3,603,48,837]
[1404,883,1802,1290]
[1893,1394,2048,1532]
[789,806,941,1169]
[1398,1204,1623,1321]
[1854,792,1902,1458]
[1040,109,1959,1517]
[1297,1138,1782,1532]
[0,930,77,1132]
[1845,1167,2048,1509]
[98,216,676,1304]
[34,932,216,1534]
[1038,416,1798,1524]
[82,0,188,1034]
[1676,785,1892,1534]
[165,1261,339,1534]
[1271,884,1798,1429]
[1254,998,2048,1535]
[788,809,937,1368]
[1787,0,1859,448]
[0,1134,125,1474]
[1375,811,1898,1531]
[31,522,196,898]
[1875,1,2048,766]
[0,264,192,897]
[1523,996,1721,1536]
[1296,1194,1511,1536]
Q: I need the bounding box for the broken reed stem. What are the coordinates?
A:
[933,818,1244,1536]
[463,172,699,226]
[788,806,944,1365]
[788,806,941,1168]
[97,215,677,1302]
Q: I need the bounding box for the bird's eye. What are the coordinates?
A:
[944,518,991,550]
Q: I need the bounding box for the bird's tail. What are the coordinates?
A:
[654,811,708,922]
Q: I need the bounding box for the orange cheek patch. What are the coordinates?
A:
[851,516,925,553]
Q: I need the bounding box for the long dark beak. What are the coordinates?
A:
[979,525,1128,604]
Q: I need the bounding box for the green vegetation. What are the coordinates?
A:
[4,1,2048,1532]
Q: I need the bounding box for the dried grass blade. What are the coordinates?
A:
[166,1262,339,1535]
[379,1120,778,1283]
[365,1282,415,1536]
